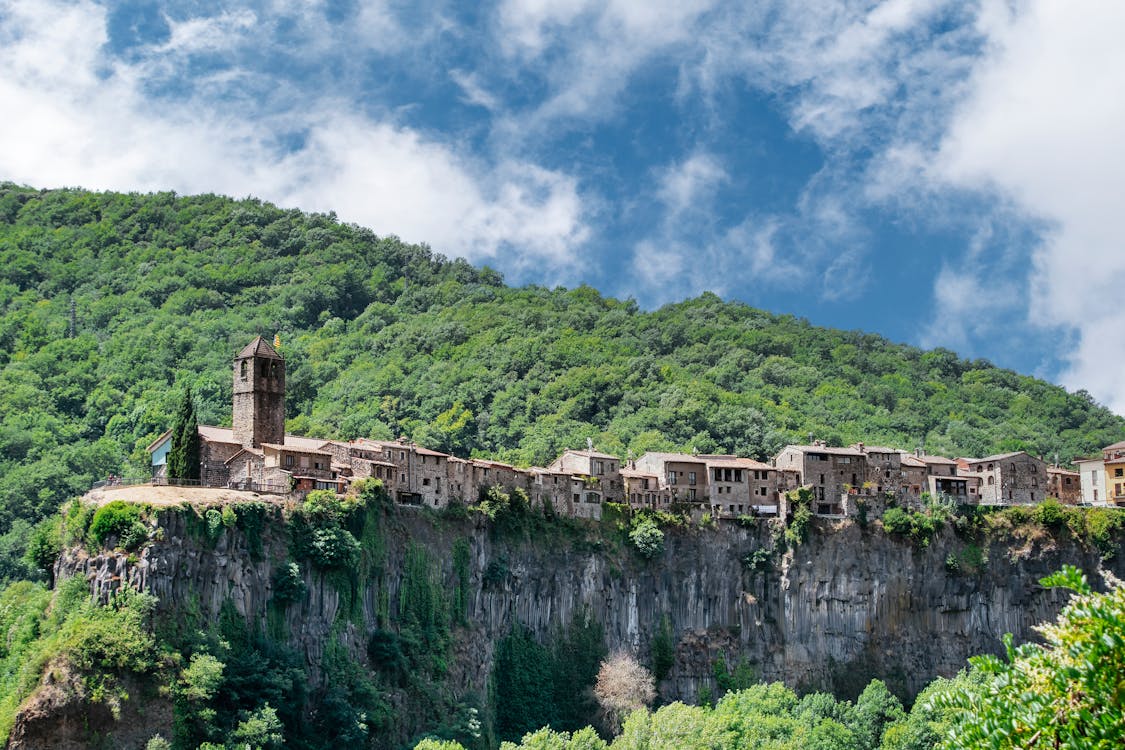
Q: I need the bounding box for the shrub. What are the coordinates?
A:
[307,526,360,570]
[629,520,664,559]
[1035,498,1065,528]
[881,507,911,535]
[88,501,147,550]
[935,566,1125,749]
[271,562,306,606]
[882,507,941,546]
[784,488,813,547]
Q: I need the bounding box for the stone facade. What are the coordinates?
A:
[964,452,1048,506]
[702,456,778,518]
[1047,466,1081,505]
[774,443,866,516]
[547,450,624,503]
[232,337,286,449]
[632,453,710,508]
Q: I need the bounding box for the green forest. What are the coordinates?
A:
[0,183,1121,579]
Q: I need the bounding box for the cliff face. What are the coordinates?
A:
[55,503,1121,711]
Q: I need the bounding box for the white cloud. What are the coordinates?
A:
[0,0,589,274]
[493,0,717,131]
[656,152,726,215]
[936,1,1125,412]
[449,69,501,111]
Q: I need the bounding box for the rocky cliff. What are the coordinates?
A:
[53,501,1122,712]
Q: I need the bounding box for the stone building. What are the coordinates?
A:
[620,467,671,511]
[963,451,1048,505]
[547,449,624,504]
[632,452,710,508]
[773,443,866,516]
[701,455,778,518]
[1046,466,1081,505]
[232,337,285,449]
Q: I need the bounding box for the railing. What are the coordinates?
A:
[91,477,290,495]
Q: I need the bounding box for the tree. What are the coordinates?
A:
[593,653,655,731]
[934,566,1125,749]
[168,385,200,482]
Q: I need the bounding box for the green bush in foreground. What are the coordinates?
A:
[934,565,1125,749]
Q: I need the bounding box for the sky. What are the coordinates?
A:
[1,0,1124,414]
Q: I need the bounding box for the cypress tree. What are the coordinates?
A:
[168,385,201,482]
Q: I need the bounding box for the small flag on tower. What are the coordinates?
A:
[274,333,281,349]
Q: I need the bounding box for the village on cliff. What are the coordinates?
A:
[143,338,1125,522]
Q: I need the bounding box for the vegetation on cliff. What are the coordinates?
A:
[1,184,1123,581]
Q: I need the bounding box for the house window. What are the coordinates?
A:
[987,476,994,485]
[1116,468,1123,478]
[595,460,604,475]
[285,455,294,468]
[688,489,696,501]
[688,472,696,485]
[422,478,430,486]
[668,471,678,484]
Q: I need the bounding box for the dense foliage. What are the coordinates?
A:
[0,577,159,744]
[1,184,1122,579]
[935,566,1125,749]
[421,678,911,750]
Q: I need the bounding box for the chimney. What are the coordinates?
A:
[857,442,865,452]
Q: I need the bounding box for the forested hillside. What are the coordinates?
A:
[0,183,1122,577]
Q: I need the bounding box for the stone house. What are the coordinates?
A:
[620,468,672,511]
[262,437,340,493]
[1046,466,1081,505]
[632,452,709,508]
[547,449,624,503]
[529,467,580,515]
[468,459,530,504]
[700,455,778,518]
[773,443,866,516]
[963,451,1048,505]
[357,438,454,508]
[898,453,928,506]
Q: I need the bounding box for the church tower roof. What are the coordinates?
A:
[236,336,283,361]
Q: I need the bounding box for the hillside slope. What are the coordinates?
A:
[0,184,1122,573]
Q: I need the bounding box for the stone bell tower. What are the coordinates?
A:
[232,336,285,448]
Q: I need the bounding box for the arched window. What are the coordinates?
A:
[240,360,247,379]
[987,476,994,486]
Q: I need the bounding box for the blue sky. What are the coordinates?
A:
[2,0,1124,414]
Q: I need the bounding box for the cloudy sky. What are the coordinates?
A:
[2,0,1124,413]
